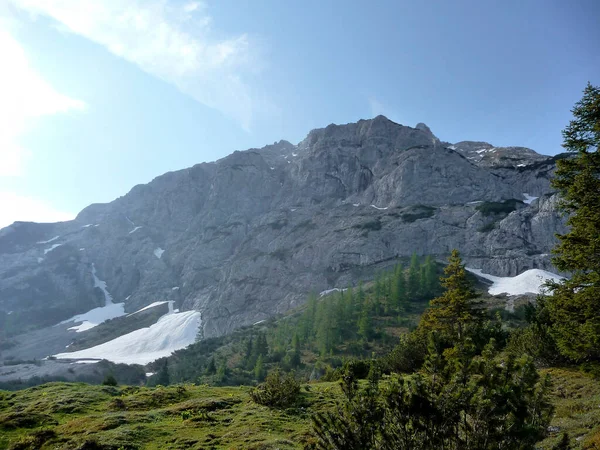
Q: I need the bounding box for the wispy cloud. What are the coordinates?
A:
[368,97,407,126]
[10,0,265,130]
[0,192,74,229]
[0,26,85,176]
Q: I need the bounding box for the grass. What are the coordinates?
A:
[0,381,341,450]
[538,367,600,449]
[2,366,599,449]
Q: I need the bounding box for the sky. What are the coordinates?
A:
[0,0,598,228]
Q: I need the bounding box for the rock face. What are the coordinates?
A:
[0,116,567,342]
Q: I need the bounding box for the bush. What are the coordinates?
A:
[250,368,301,408]
[102,374,118,386]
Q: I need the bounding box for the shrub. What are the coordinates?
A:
[102,374,118,386]
[250,368,301,408]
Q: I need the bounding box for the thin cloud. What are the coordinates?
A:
[0,27,85,176]
[368,97,407,126]
[11,0,265,131]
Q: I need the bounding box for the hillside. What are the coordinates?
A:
[1,368,599,450]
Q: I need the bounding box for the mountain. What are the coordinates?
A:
[0,116,566,364]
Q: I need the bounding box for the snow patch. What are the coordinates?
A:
[370,204,388,210]
[172,286,180,291]
[74,360,100,364]
[145,372,155,377]
[523,193,539,205]
[254,320,266,325]
[129,226,143,234]
[44,243,62,254]
[37,235,60,244]
[61,303,126,332]
[37,257,44,263]
[81,224,93,228]
[467,200,483,205]
[319,288,346,297]
[154,248,165,259]
[128,301,169,316]
[517,164,526,167]
[79,248,85,251]
[353,203,360,207]
[125,215,135,226]
[448,145,457,150]
[466,267,564,296]
[55,309,202,365]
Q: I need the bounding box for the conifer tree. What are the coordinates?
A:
[546,83,600,362]
[421,249,482,340]
[254,354,265,381]
[204,356,217,375]
[407,252,421,299]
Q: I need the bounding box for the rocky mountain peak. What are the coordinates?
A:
[0,116,566,360]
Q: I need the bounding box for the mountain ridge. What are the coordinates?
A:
[0,115,566,363]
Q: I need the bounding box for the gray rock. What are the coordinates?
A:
[0,116,566,346]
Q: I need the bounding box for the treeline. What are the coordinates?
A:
[309,252,553,449]
[149,254,442,386]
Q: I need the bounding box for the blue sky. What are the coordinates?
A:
[0,0,598,228]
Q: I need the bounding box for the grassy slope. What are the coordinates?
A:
[0,381,340,450]
[2,368,600,449]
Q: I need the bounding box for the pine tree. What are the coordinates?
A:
[254,354,266,381]
[392,263,407,313]
[421,249,483,341]
[421,255,437,298]
[407,252,421,300]
[546,83,600,362]
[204,356,217,375]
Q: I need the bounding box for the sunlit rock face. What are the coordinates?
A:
[0,116,566,342]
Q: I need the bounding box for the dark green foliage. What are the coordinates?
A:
[204,357,216,375]
[505,299,566,367]
[476,199,523,216]
[400,205,436,223]
[420,249,483,341]
[101,374,117,387]
[149,259,440,386]
[545,83,600,362]
[552,433,573,450]
[249,368,301,408]
[311,339,552,449]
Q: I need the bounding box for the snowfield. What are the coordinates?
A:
[55,309,202,365]
[154,247,165,259]
[62,303,126,332]
[466,267,564,296]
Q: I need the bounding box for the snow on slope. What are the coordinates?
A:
[55,309,202,364]
[127,301,169,316]
[58,263,125,332]
[44,243,62,254]
[522,193,539,205]
[37,235,60,244]
[466,268,563,296]
[154,247,165,259]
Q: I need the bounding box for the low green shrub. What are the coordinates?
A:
[250,368,301,408]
